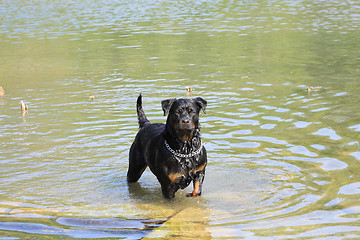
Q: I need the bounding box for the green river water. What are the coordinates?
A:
[1,0,360,239]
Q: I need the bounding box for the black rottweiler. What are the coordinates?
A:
[127,94,207,199]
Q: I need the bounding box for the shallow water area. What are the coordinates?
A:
[1,0,360,239]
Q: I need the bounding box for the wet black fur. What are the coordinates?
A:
[127,94,207,198]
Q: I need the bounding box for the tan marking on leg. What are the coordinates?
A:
[187,181,200,197]
[139,165,147,176]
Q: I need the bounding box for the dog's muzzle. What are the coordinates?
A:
[179,118,194,130]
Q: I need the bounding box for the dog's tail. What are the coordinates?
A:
[137,94,150,128]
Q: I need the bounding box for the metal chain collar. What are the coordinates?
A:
[164,139,203,158]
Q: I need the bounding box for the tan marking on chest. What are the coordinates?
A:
[168,162,206,184]
[168,172,184,184]
[191,162,207,174]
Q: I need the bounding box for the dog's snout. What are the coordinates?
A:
[182,119,190,124]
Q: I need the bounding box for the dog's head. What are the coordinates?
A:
[162,97,207,142]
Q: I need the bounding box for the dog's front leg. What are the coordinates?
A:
[161,182,180,199]
[187,170,205,197]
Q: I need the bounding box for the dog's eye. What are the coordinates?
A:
[177,109,183,114]
[188,109,194,114]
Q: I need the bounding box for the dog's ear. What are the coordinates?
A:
[161,98,176,116]
[194,97,207,114]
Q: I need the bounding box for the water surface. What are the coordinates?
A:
[1,0,360,239]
